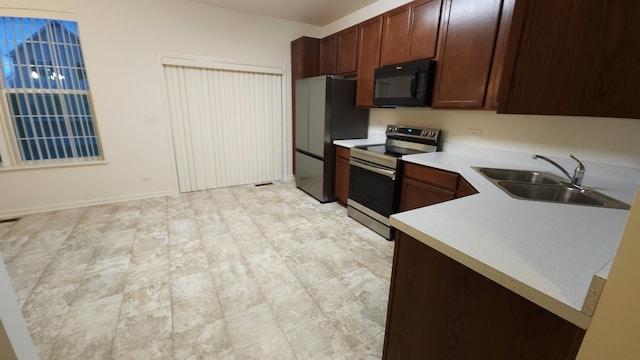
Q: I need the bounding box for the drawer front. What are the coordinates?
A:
[403,162,459,192]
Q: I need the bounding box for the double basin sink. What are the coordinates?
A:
[473,167,630,210]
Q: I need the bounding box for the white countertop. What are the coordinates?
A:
[333,132,386,148]
[389,143,640,329]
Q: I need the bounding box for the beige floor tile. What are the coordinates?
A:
[59,293,122,338]
[171,270,215,302]
[51,323,117,360]
[234,329,297,360]
[270,289,323,332]
[305,238,362,276]
[111,337,173,360]
[248,253,306,303]
[120,275,171,318]
[173,318,234,359]
[8,181,391,359]
[25,312,67,350]
[172,291,223,334]
[169,249,210,276]
[306,277,358,314]
[129,245,169,272]
[339,267,388,298]
[225,303,282,351]
[21,284,77,321]
[285,316,352,360]
[202,232,244,267]
[112,305,172,356]
[328,300,386,349]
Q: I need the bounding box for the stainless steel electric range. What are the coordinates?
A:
[347,125,442,240]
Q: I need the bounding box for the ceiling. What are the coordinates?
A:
[189,0,379,26]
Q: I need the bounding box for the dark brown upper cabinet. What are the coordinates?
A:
[380,0,443,66]
[498,0,640,119]
[431,0,502,109]
[319,35,337,75]
[356,16,383,108]
[484,0,514,109]
[380,4,412,66]
[407,0,443,61]
[291,36,320,81]
[336,26,359,75]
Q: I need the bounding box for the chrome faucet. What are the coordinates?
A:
[533,154,586,187]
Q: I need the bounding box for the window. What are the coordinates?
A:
[0,17,102,166]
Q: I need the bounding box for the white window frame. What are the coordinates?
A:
[0,15,104,169]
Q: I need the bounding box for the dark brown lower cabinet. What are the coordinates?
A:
[383,231,586,360]
[334,146,350,205]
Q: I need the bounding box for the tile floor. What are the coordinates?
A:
[0,180,395,359]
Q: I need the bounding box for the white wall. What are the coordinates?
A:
[1,0,639,218]
[0,0,320,218]
[577,190,640,359]
[369,109,640,169]
[321,1,640,170]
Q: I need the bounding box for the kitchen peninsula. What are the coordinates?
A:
[384,144,639,358]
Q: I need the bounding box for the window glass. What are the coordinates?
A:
[0,17,102,164]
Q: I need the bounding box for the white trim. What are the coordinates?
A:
[0,257,39,360]
[0,8,77,20]
[161,55,284,75]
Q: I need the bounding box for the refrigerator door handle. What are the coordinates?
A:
[350,158,396,180]
[296,148,324,161]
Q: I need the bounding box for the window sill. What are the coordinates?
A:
[0,160,108,172]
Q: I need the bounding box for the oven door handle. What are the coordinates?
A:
[350,158,396,180]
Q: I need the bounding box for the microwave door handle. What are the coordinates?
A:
[410,70,419,97]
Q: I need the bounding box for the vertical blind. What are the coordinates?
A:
[163,60,284,192]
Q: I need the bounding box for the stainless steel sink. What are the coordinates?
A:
[475,167,565,184]
[473,167,630,210]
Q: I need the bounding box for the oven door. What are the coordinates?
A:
[348,157,397,220]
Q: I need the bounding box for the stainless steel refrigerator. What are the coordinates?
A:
[295,75,369,202]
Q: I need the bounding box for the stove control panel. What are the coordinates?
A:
[386,125,441,141]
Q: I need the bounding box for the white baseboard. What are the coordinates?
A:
[0,190,176,220]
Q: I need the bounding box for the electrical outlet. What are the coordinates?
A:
[469,128,482,137]
[142,177,153,183]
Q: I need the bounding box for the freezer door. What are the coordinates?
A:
[295,151,325,202]
[307,76,327,157]
[295,78,310,152]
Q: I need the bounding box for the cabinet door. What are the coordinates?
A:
[484,0,514,109]
[497,0,640,119]
[336,26,359,74]
[356,16,383,108]
[291,37,320,80]
[380,4,412,66]
[431,0,502,108]
[400,177,455,211]
[383,232,586,359]
[404,162,459,191]
[407,0,443,61]
[456,176,478,198]
[334,146,350,204]
[320,35,337,75]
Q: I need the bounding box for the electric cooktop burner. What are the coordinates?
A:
[357,144,428,157]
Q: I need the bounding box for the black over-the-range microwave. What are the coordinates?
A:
[373,59,436,108]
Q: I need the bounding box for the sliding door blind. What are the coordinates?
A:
[163,62,283,192]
